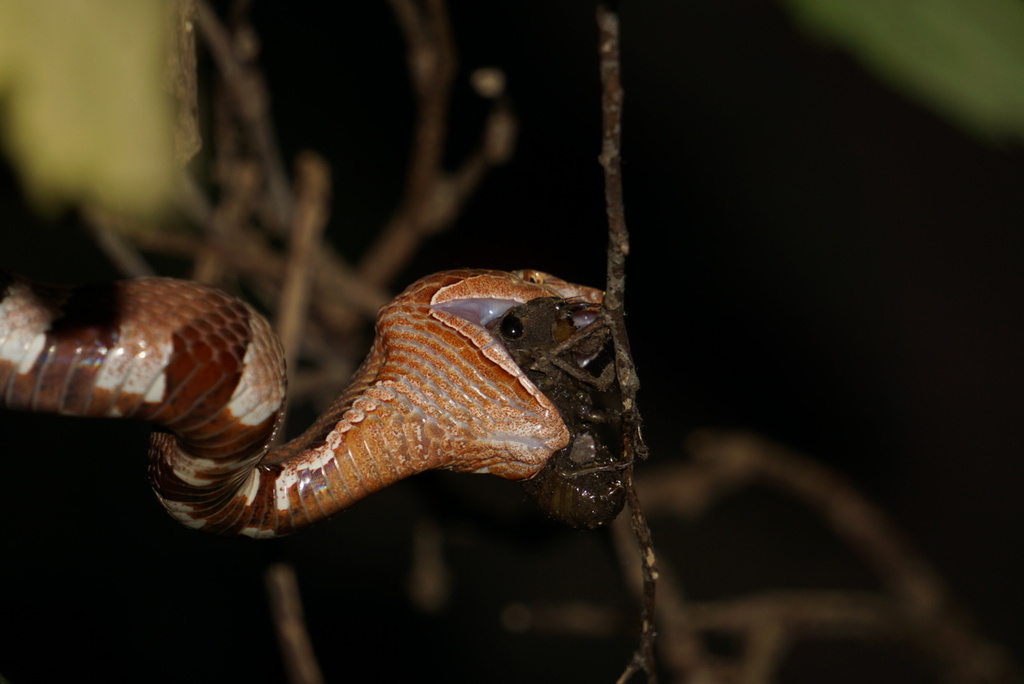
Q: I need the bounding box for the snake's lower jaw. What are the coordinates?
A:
[471,459,543,480]
[448,429,571,480]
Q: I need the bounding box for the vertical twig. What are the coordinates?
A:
[275,152,331,380]
[263,153,331,684]
[596,3,658,683]
[167,0,202,165]
[265,563,326,684]
[406,518,453,613]
[273,151,331,441]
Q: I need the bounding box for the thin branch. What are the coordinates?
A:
[193,160,263,285]
[359,0,516,288]
[275,152,331,377]
[612,512,707,682]
[615,470,660,684]
[189,1,390,334]
[684,591,1022,684]
[166,0,202,165]
[81,207,157,278]
[265,563,326,684]
[406,518,452,613]
[596,4,657,682]
[196,0,293,231]
[677,431,949,616]
[390,0,455,191]
[627,433,1024,684]
[257,155,332,684]
[132,221,387,337]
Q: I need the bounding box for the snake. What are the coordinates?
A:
[0,268,606,538]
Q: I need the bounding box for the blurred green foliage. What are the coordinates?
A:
[0,0,1020,222]
[0,0,173,216]
[782,0,1024,142]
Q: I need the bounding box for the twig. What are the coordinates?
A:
[189,1,389,333]
[684,590,1022,684]
[596,4,657,682]
[132,220,388,338]
[196,0,293,231]
[680,431,949,617]
[611,512,707,682]
[260,155,331,683]
[166,0,201,166]
[502,601,626,640]
[264,563,326,684]
[81,207,157,278]
[275,152,331,378]
[406,518,452,613]
[624,433,1024,684]
[360,0,516,288]
[193,160,262,285]
[615,471,659,684]
[389,0,455,194]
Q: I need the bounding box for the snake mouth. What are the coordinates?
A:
[433,297,597,329]
[433,297,606,378]
[433,296,602,369]
[431,297,521,328]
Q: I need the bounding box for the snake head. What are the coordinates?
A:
[378,269,603,481]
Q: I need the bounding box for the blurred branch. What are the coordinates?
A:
[359,0,517,288]
[265,563,325,684]
[672,431,948,616]
[196,0,292,231]
[406,518,453,614]
[275,152,331,379]
[166,0,201,165]
[542,432,1024,684]
[81,206,157,277]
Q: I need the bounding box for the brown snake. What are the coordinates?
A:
[0,268,603,537]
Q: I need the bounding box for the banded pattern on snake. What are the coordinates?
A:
[0,268,603,538]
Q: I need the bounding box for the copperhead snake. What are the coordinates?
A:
[0,268,614,537]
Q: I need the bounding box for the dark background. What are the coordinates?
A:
[2,2,1023,682]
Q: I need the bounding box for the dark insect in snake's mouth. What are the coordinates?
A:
[482,297,626,529]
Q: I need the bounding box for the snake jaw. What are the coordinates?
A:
[430,297,521,328]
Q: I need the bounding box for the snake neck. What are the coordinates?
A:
[148,341,512,537]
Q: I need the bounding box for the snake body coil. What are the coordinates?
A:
[0,268,603,537]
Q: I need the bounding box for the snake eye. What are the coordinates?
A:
[500,313,524,339]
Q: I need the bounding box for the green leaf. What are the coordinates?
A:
[780,0,1024,142]
[0,0,174,215]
